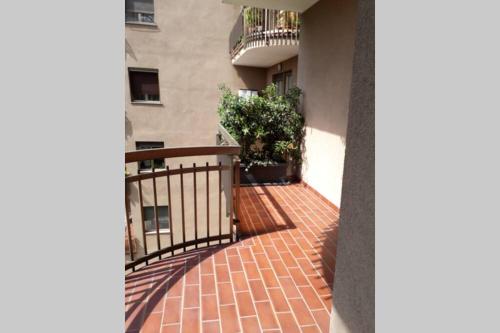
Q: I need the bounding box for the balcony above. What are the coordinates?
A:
[222,0,319,13]
[230,7,300,68]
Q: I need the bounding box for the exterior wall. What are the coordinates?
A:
[125,0,267,151]
[330,0,375,330]
[125,0,265,260]
[265,56,299,88]
[297,0,357,207]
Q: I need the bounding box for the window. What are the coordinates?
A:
[272,71,294,95]
[128,68,160,102]
[136,141,165,171]
[238,89,258,99]
[126,0,155,24]
[144,206,169,232]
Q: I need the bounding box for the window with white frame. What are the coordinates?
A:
[126,0,155,24]
[143,206,169,232]
[238,89,258,100]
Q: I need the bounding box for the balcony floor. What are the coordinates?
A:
[125,184,340,333]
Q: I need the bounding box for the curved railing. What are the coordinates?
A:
[125,125,241,272]
[230,7,300,59]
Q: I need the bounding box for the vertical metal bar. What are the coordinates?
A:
[180,164,186,252]
[152,168,161,259]
[138,180,148,265]
[265,9,268,45]
[279,10,282,44]
[286,11,289,44]
[218,161,222,244]
[229,157,234,243]
[260,8,263,45]
[193,163,198,248]
[125,184,135,268]
[206,162,210,246]
[234,158,241,242]
[234,158,241,222]
[273,9,276,44]
[166,165,174,256]
[243,7,246,49]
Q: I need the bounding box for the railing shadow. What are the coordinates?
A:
[125,183,341,331]
[125,244,230,332]
[239,185,298,236]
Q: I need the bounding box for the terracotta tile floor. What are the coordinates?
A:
[125,184,340,333]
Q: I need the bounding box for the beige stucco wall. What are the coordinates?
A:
[297,0,357,207]
[125,0,265,260]
[125,0,267,150]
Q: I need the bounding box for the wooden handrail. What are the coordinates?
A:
[125,125,241,272]
[125,146,240,163]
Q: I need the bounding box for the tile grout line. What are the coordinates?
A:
[179,261,186,333]
[240,196,285,332]
[265,186,333,313]
[223,246,244,333]
[158,263,172,331]
[197,253,202,333]
[271,186,336,316]
[244,186,323,331]
[273,186,336,280]
[211,249,224,333]
[242,190,303,332]
[235,246,265,332]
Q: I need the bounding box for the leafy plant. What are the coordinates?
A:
[244,7,260,27]
[218,83,304,170]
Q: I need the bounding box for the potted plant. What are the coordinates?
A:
[244,7,263,33]
[218,84,304,184]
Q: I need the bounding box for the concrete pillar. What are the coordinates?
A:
[329,0,374,331]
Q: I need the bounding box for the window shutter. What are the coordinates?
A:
[126,0,154,13]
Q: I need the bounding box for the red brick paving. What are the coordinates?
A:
[125,184,339,332]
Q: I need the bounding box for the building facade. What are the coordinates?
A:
[125,1,374,332]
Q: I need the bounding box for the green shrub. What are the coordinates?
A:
[217,84,304,169]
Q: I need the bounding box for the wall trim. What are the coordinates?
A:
[300,181,340,214]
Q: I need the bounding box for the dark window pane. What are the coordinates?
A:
[125,0,154,23]
[129,70,160,102]
[154,159,165,169]
[136,141,165,171]
[285,72,293,93]
[143,206,169,232]
[272,73,285,95]
[139,159,152,170]
[126,0,154,12]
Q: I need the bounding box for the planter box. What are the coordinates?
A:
[240,162,300,185]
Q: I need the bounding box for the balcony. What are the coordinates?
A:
[124,126,339,333]
[229,7,300,67]
[222,0,319,13]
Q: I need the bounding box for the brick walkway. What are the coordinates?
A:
[125,184,340,333]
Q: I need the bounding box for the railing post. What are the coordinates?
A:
[264,9,268,45]
[125,184,135,271]
[233,157,241,242]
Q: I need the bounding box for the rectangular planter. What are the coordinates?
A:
[240,163,299,185]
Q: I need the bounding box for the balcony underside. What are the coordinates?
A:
[222,0,319,13]
[232,42,299,68]
[125,184,339,333]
